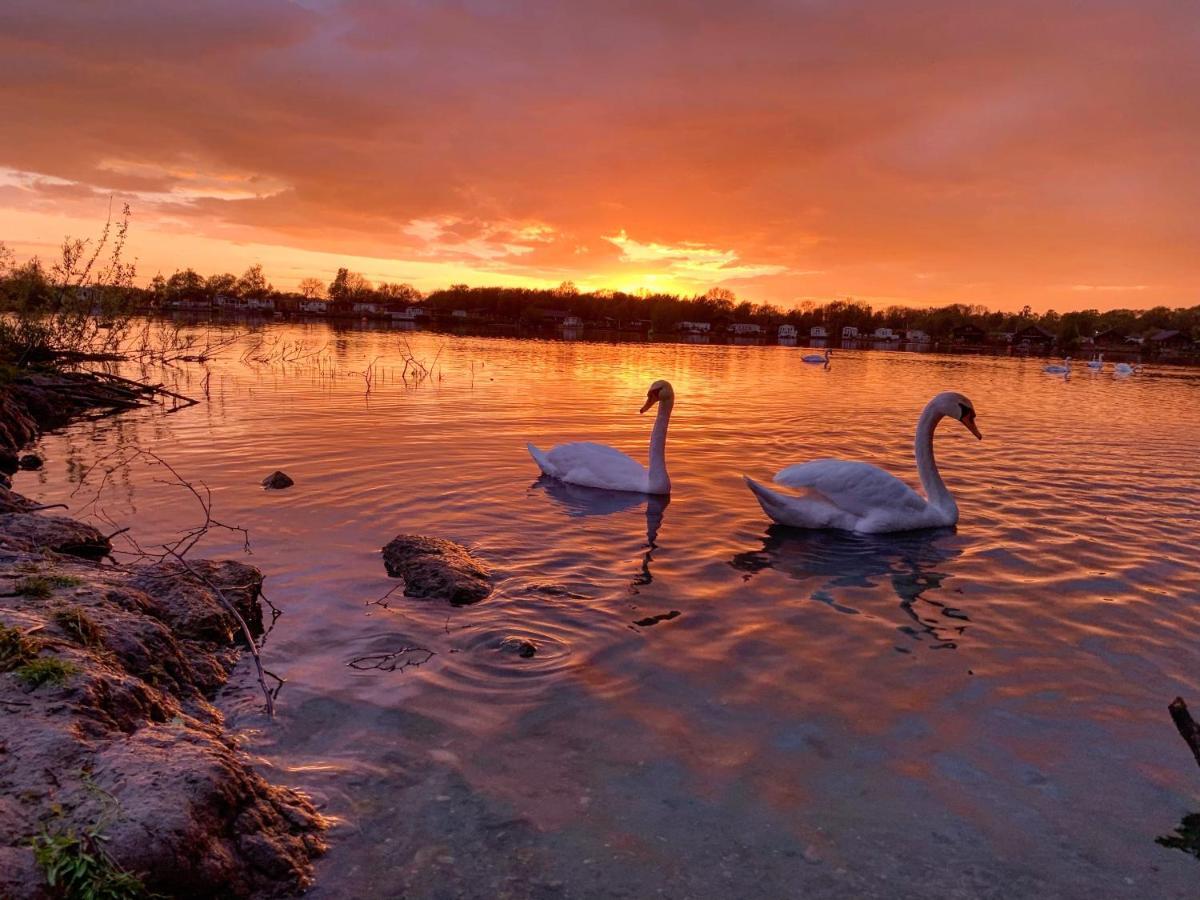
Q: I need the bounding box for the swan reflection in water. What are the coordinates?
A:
[730,525,966,649]
[531,476,669,590]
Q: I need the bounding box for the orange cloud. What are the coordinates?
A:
[1,0,1197,311]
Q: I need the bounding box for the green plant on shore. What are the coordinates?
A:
[54,606,103,647]
[17,574,84,600]
[15,656,78,688]
[0,622,39,670]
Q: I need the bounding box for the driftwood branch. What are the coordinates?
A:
[1170,697,1200,770]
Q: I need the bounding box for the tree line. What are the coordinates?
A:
[3,249,1197,348]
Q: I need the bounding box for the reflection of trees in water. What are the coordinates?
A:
[729,525,967,650]
[532,477,669,593]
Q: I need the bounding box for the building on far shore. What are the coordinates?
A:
[810,325,828,339]
[841,326,859,339]
[677,321,711,333]
[729,322,762,335]
[951,322,986,344]
[778,324,797,339]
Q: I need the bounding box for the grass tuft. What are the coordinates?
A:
[15,657,78,688]
[54,607,103,647]
[33,828,147,899]
[17,574,84,600]
[0,622,39,671]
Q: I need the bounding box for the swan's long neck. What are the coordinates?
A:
[647,396,673,493]
[914,402,955,515]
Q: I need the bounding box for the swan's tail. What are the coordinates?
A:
[743,476,849,530]
[527,442,554,477]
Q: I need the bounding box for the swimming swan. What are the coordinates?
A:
[528,380,674,495]
[744,391,981,533]
[802,349,832,364]
[1087,353,1103,371]
[1043,358,1072,374]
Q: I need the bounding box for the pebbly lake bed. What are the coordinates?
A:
[13,321,1200,898]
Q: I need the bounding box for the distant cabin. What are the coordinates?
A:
[563,315,584,328]
[1013,323,1055,347]
[1092,327,1128,348]
[406,305,428,318]
[352,301,383,315]
[452,309,468,318]
[841,326,859,339]
[778,324,797,339]
[677,321,711,333]
[1148,329,1191,350]
[905,329,931,343]
[951,322,986,344]
[810,325,827,339]
[299,300,327,314]
[729,322,762,335]
[873,327,896,340]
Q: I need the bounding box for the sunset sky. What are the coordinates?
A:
[1,0,1197,312]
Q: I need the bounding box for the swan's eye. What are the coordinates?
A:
[959,403,973,420]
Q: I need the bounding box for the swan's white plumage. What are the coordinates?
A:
[527,441,650,492]
[527,379,674,495]
[774,459,927,518]
[743,391,980,534]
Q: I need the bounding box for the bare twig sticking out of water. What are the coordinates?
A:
[348,647,434,673]
[1170,697,1200,771]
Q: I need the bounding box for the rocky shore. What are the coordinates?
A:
[1,371,325,898]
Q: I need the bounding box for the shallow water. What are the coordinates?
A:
[19,323,1200,898]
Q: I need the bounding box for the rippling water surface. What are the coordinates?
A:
[19,323,1200,897]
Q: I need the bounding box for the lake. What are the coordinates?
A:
[16,322,1200,898]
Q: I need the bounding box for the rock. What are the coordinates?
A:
[262,470,294,490]
[17,453,42,471]
[633,610,681,627]
[499,636,538,658]
[0,500,326,899]
[382,534,493,605]
[0,512,110,559]
[0,452,18,476]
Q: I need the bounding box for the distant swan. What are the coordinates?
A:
[1113,362,1142,376]
[528,380,674,495]
[802,349,832,364]
[744,391,982,533]
[1043,357,1072,374]
[1087,354,1104,371]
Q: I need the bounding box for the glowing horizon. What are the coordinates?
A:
[2,1,1197,313]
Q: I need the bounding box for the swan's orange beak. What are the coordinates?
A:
[640,389,660,414]
[963,415,982,440]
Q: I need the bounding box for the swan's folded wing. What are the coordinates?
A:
[773,459,925,518]
[544,441,647,491]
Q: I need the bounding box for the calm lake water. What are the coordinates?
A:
[16,322,1200,898]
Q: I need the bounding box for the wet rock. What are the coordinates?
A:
[633,610,681,627]
[382,534,493,605]
[0,512,110,559]
[262,470,294,490]
[1,493,326,899]
[17,453,43,471]
[499,636,538,658]
[0,452,18,476]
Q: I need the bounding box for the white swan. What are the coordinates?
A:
[744,391,981,534]
[528,380,674,495]
[1087,353,1103,370]
[801,349,832,364]
[1113,362,1141,375]
[1043,357,1071,374]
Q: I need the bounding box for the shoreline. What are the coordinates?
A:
[0,373,326,898]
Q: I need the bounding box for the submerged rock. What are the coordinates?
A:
[17,453,43,471]
[262,470,294,490]
[633,610,681,627]
[382,534,493,605]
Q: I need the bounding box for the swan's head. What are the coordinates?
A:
[934,391,982,440]
[640,379,674,414]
